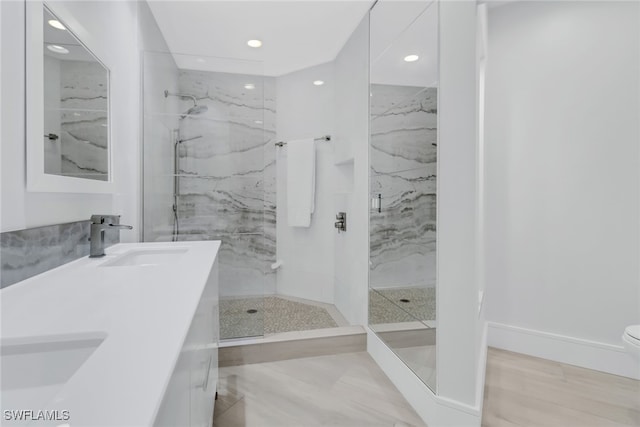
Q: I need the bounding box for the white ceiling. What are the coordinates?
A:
[44,7,95,62]
[147,0,374,77]
[371,0,438,87]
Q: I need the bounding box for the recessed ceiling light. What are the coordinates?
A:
[313,80,324,86]
[247,39,262,48]
[404,54,419,62]
[47,44,69,54]
[254,120,263,124]
[244,83,255,90]
[48,19,66,30]
[196,58,206,63]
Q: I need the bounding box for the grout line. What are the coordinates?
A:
[213,395,245,424]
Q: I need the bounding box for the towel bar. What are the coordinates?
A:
[275,135,331,147]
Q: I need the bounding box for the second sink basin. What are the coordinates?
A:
[1,333,106,414]
[101,248,189,267]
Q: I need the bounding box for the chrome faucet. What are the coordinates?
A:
[89,215,133,258]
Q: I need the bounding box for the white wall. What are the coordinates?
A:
[437,0,483,410]
[1,1,110,233]
[275,15,370,320]
[333,15,370,325]
[275,62,336,304]
[1,0,137,238]
[1,1,176,244]
[484,1,640,379]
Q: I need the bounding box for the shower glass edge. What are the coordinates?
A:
[141,50,269,341]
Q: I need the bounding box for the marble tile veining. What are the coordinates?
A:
[370,84,437,291]
[59,60,109,180]
[178,117,271,178]
[59,60,108,111]
[177,175,265,235]
[144,69,278,338]
[0,220,119,288]
[167,70,278,314]
[171,232,274,297]
[371,86,437,174]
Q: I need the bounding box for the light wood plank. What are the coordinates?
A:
[482,347,640,427]
[214,352,427,427]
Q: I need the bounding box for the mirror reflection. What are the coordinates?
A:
[43,6,109,181]
[368,0,438,392]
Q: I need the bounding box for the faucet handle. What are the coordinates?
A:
[90,214,121,225]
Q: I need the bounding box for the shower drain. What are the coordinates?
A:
[399,299,410,303]
[246,309,258,314]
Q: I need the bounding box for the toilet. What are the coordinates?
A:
[622,325,640,361]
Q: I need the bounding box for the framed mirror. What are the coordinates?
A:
[26,1,113,193]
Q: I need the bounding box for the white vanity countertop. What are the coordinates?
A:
[0,241,221,426]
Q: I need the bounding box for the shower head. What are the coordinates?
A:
[184,105,208,116]
[164,90,208,118]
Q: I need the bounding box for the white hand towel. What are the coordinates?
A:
[287,138,316,227]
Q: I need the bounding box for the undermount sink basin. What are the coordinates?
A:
[1,334,105,413]
[101,247,189,267]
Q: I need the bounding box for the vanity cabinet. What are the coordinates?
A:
[154,260,219,427]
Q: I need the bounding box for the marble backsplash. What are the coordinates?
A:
[0,220,119,289]
[370,84,437,289]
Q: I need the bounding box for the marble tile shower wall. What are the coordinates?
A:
[174,70,277,296]
[369,84,437,290]
[0,221,119,288]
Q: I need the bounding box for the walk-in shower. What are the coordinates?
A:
[142,53,349,342]
[143,55,277,340]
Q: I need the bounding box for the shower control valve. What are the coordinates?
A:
[335,212,347,233]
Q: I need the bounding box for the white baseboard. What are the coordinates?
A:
[487,322,640,380]
[367,329,481,427]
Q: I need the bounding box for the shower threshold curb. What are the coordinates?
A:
[219,326,366,367]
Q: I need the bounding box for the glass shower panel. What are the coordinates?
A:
[368,1,439,392]
[142,52,273,340]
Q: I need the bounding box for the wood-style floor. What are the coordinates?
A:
[213,347,640,427]
[213,351,426,427]
[482,347,640,427]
